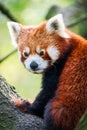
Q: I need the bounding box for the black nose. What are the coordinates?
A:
[30,61,38,70]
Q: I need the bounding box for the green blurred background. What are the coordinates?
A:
[0,0,74,99]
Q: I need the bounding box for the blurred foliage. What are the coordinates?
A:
[75,111,87,130]
[0,0,75,99]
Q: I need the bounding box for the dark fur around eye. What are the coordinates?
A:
[39,51,44,56]
[23,51,29,57]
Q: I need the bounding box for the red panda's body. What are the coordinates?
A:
[7,14,87,130]
[45,34,87,130]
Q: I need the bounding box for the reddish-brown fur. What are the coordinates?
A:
[47,33,87,129]
[17,22,71,62]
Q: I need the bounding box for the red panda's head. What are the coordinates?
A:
[7,14,70,74]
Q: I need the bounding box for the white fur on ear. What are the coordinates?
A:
[46,14,70,38]
[7,22,21,48]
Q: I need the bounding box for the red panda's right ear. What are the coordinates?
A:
[7,22,21,48]
[46,14,70,38]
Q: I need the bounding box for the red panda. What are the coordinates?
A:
[7,14,87,130]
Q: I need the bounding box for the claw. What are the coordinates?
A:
[12,97,30,112]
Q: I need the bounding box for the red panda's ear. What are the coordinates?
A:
[7,22,21,48]
[46,14,70,38]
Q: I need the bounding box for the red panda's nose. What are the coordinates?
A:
[30,61,38,70]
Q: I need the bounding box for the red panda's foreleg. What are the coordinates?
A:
[12,97,31,113]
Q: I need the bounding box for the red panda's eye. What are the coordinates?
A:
[39,50,45,56]
[23,47,30,58]
[23,51,29,58]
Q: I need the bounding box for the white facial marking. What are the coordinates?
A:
[36,45,40,53]
[47,46,60,61]
[25,47,30,54]
[24,54,48,73]
[46,14,70,38]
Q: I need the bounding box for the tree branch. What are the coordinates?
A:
[0,76,46,130]
[0,3,18,63]
[0,3,18,22]
[67,14,87,27]
[0,49,17,63]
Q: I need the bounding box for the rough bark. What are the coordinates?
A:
[0,76,46,130]
[46,0,87,38]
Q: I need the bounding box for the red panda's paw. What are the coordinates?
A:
[12,97,31,113]
[44,101,73,130]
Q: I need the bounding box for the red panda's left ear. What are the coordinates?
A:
[7,22,21,48]
[46,14,70,38]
